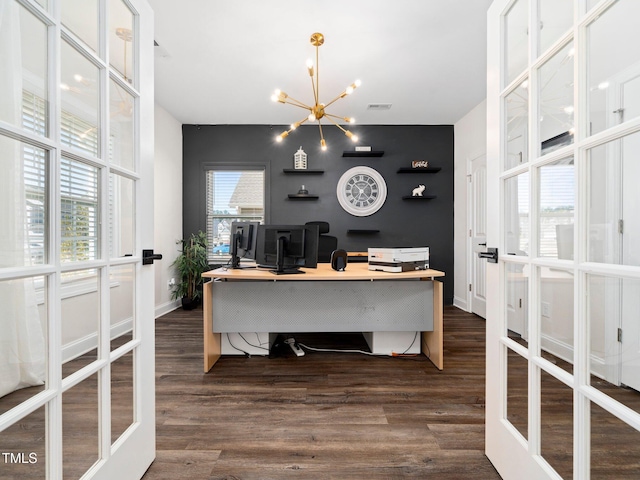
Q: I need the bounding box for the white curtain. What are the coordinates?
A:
[0,0,46,398]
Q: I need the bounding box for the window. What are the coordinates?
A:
[205,168,265,263]
[22,91,101,266]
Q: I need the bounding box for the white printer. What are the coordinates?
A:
[368,247,430,273]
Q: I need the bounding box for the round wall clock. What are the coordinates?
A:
[336,166,387,216]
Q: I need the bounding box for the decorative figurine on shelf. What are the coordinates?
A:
[298,185,309,195]
[412,184,426,197]
[294,146,308,170]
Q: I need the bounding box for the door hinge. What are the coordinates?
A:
[468,175,472,183]
[618,328,623,343]
[469,229,472,237]
[469,283,472,292]
[519,298,522,309]
[619,219,624,234]
[518,151,523,163]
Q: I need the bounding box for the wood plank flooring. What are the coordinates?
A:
[143,306,501,479]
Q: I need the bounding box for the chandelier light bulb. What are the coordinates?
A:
[355,79,362,87]
[308,113,316,122]
[321,139,327,150]
[348,117,355,124]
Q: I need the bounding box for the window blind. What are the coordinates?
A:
[205,169,265,263]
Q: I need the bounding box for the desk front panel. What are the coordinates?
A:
[211,279,434,333]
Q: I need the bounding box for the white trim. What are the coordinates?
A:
[453,295,469,312]
[154,299,180,319]
[61,317,133,364]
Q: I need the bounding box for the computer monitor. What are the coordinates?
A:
[255,224,319,274]
[230,221,259,268]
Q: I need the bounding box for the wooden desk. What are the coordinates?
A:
[202,263,445,372]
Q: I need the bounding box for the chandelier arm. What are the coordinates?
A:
[323,91,348,109]
[310,74,318,107]
[318,120,325,142]
[324,113,351,123]
[283,100,313,112]
[324,115,349,134]
[282,96,312,109]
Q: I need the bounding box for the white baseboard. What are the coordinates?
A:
[62,318,133,363]
[453,296,469,312]
[155,299,180,319]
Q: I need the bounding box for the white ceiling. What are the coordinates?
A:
[149,0,493,126]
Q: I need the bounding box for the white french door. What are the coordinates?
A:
[486,0,640,479]
[0,0,155,478]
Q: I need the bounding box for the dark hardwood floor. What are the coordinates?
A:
[144,306,501,479]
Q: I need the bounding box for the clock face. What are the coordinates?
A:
[336,166,387,216]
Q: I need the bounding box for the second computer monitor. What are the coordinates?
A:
[230,221,260,268]
[256,224,319,274]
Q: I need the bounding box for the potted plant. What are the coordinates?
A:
[171,231,209,310]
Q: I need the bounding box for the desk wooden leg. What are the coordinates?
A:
[203,280,221,372]
[422,280,443,370]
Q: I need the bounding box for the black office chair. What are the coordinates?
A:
[305,221,338,263]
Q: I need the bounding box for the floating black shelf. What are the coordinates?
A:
[342,151,384,157]
[402,195,437,200]
[283,169,325,174]
[287,194,319,200]
[397,167,441,173]
[347,229,380,235]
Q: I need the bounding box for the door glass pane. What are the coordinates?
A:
[0,405,46,478]
[588,274,640,416]
[109,173,134,258]
[540,267,574,373]
[539,0,573,56]
[505,80,529,169]
[1,2,48,136]
[506,262,528,348]
[539,42,574,156]
[541,370,573,479]
[507,347,528,439]
[504,172,530,256]
[591,401,640,479]
[587,0,640,136]
[110,0,135,85]
[505,0,528,87]
[110,79,135,171]
[0,276,47,415]
[0,135,47,267]
[61,41,100,157]
[62,374,99,478]
[62,0,99,53]
[61,269,100,378]
[538,158,574,258]
[111,350,134,444]
[110,264,134,351]
[61,158,99,263]
[587,131,640,267]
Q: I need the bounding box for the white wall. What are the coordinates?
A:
[453,100,487,311]
[154,103,183,317]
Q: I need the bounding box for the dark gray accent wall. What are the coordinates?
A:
[182,124,454,303]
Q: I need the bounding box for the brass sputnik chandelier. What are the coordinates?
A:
[271,32,361,151]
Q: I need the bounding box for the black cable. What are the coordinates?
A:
[226,333,250,357]
[402,331,419,355]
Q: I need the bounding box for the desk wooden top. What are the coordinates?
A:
[203,262,445,281]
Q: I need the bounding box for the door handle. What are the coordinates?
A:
[478,247,498,263]
[142,249,163,265]
[478,242,487,246]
